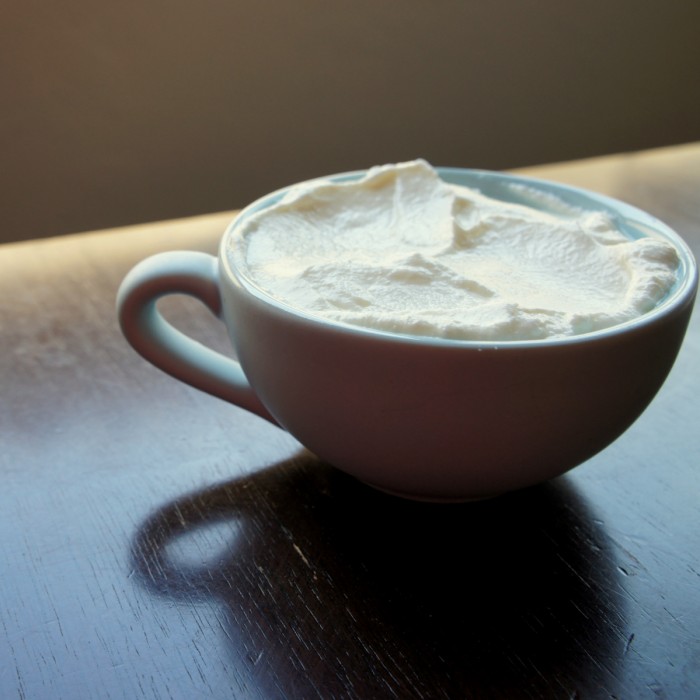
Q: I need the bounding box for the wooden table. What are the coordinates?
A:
[2,144,699,699]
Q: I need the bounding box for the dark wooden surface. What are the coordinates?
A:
[1,144,699,699]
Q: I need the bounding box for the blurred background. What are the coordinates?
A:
[2,0,699,243]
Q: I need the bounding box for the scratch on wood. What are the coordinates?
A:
[292,543,311,568]
[624,633,635,655]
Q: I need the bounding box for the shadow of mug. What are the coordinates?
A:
[131,454,627,699]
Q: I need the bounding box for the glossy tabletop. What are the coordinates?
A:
[1,144,699,699]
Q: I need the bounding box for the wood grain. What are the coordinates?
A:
[1,145,699,699]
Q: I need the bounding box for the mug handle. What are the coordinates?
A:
[116,251,277,424]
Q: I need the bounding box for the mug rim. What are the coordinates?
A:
[220,166,698,349]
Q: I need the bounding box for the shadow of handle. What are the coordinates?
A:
[131,474,257,599]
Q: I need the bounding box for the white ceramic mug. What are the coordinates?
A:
[117,169,697,500]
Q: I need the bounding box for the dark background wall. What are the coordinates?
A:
[2,1,699,243]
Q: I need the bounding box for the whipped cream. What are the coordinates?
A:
[230,160,680,341]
